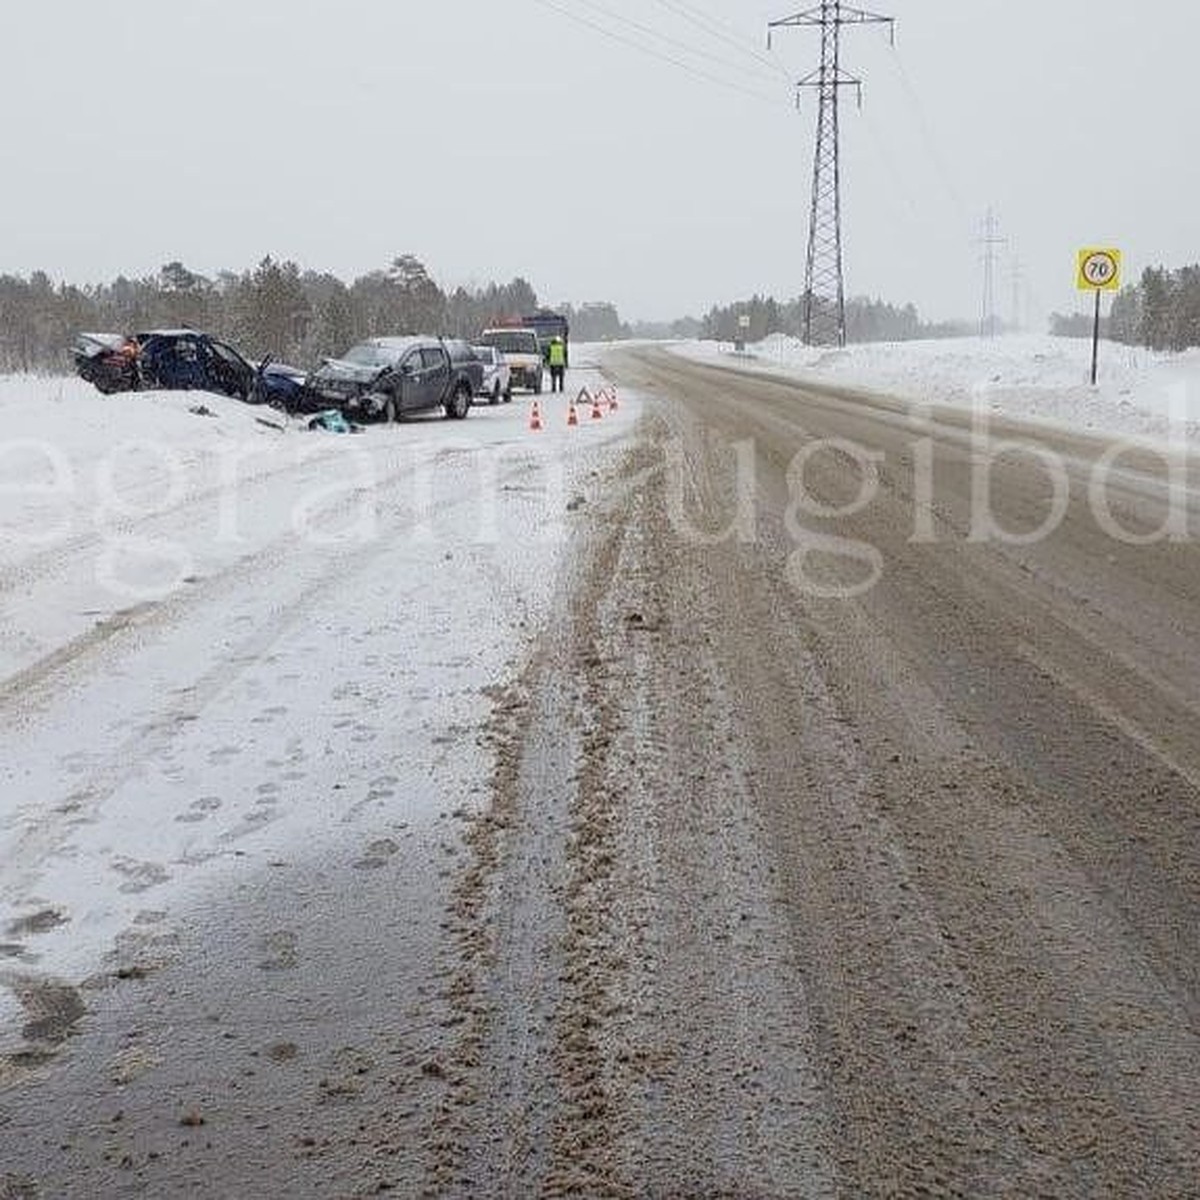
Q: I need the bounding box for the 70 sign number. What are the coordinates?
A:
[1078,248,1122,292]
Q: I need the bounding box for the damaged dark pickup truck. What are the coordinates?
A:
[302,336,482,422]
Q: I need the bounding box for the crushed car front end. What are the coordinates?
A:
[73,333,140,394]
[302,359,389,419]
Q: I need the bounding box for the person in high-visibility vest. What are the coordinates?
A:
[548,336,567,393]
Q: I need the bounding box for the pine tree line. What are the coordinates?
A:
[0,255,542,374]
[700,294,969,344]
[1107,265,1200,352]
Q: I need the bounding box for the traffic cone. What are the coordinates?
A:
[567,400,579,427]
[591,393,604,420]
[607,386,619,412]
[529,401,543,432]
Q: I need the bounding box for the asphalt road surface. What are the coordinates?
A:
[4,347,1199,1197]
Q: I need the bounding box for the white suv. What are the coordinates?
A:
[472,346,513,404]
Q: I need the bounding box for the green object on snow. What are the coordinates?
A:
[308,409,353,434]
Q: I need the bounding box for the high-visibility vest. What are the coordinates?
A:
[548,340,566,367]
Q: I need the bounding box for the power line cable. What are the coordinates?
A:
[856,107,922,232]
[884,45,971,224]
[649,0,794,83]
[572,0,781,84]
[527,0,787,106]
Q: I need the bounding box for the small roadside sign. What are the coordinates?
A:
[1076,246,1122,386]
[1077,248,1122,292]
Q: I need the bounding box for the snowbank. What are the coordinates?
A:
[672,335,1200,445]
[0,368,638,1050]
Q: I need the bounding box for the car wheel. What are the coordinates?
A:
[489,382,501,406]
[384,393,398,424]
[503,385,513,403]
[534,373,543,395]
[445,384,471,420]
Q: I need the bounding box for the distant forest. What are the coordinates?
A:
[5,255,1197,376]
[697,294,971,345]
[0,255,638,375]
[1051,264,1200,351]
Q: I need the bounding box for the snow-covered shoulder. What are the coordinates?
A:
[670,334,1200,446]
[0,366,642,1052]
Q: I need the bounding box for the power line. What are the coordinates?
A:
[649,0,794,83]
[884,46,970,224]
[572,0,778,83]
[527,0,786,106]
[857,106,922,231]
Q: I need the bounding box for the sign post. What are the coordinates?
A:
[736,313,751,354]
[1076,248,1122,386]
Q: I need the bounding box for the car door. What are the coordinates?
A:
[209,339,253,398]
[421,346,451,410]
[166,335,203,389]
[398,351,425,412]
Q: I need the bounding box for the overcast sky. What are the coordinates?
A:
[2,0,1196,325]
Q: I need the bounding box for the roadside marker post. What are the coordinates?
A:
[1077,247,1122,386]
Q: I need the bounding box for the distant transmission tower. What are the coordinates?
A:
[769,2,894,347]
[979,208,1006,338]
[1009,254,1024,333]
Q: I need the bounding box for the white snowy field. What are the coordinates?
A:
[0,361,635,1056]
[672,334,1200,446]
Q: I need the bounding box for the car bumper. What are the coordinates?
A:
[299,383,360,413]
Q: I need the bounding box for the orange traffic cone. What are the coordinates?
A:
[591,393,604,420]
[529,401,543,432]
[567,400,579,427]
[608,386,619,412]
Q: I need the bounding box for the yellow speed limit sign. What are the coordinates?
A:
[1077,247,1122,292]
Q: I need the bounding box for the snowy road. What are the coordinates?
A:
[3,348,1200,1197]
[411,347,1200,1197]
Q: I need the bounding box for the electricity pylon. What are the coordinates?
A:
[1009,254,1024,333]
[979,208,1007,338]
[770,2,894,347]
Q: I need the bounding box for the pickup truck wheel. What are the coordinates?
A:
[445,384,471,420]
[489,382,501,406]
[503,385,513,403]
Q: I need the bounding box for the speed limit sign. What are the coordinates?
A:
[1077,248,1122,292]
[1077,247,1122,386]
